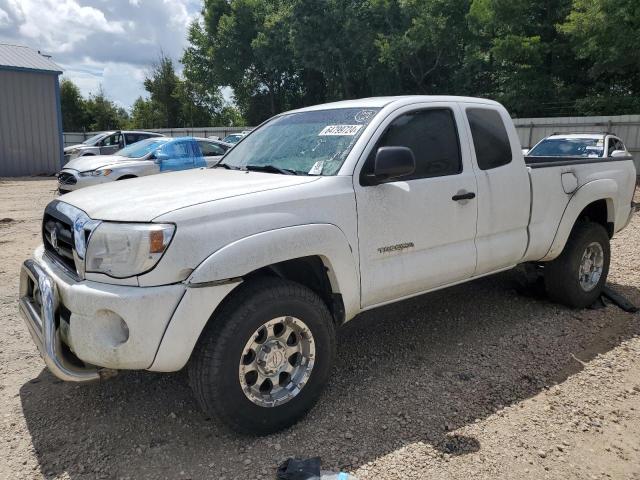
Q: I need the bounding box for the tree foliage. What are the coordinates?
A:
[183,0,640,122]
[60,80,129,131]
[62,0,640,131]
[60,79,87,131]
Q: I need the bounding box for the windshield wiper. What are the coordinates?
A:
[244,165,302,175]
[212,161,238,170]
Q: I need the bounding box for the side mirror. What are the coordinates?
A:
[153,149,168,164]
[611,150,630,158]
[522,148,530,156]
[368,146,415,184]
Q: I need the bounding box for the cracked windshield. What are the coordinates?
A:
[218,108,380,175]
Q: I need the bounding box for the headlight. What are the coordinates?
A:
[79,169,112,177]
[85,223,175,278]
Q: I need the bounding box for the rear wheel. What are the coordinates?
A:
[544,221,610,308]
[189,277,335,434]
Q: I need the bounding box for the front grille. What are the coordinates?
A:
[43,204,77,274]
[58,172,77,185]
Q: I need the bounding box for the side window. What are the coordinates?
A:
[467,108,512,170]
[608,138,624,155]
[198,141,225,156]
[363,108,461,181]
[124,133,139,144]
[101,133,122,147]
[164,141,191,158]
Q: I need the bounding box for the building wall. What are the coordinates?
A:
[0,69,61,176]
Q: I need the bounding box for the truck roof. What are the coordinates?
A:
[289,95,502,113]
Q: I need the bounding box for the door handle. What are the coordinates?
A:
[452,191,476,201]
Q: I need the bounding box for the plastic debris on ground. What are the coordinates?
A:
[276,457,356,480]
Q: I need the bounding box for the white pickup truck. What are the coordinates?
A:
[19,96,637,434]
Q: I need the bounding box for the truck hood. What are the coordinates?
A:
[62,155,139,172]
[60,168,321,221]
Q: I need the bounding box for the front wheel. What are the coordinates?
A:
[544,221,610,308]
[189,277,335,434]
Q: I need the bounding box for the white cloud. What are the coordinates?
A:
[0,0,201,108]
[0,7,9,27]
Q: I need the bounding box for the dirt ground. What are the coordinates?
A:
[1,178,639,480]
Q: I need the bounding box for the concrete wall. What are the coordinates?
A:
[0,69,62,176]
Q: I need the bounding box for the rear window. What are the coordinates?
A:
[467,108,512,170]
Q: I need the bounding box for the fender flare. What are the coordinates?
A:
[187,223,361,320]
[541,178,616,261]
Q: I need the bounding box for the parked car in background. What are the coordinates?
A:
[222,130,252,144]
[64,130,164,161]
[58,137,228,193]
[526,133,630,158]
[21,96,636,434]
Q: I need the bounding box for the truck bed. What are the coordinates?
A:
[523,155,636,262]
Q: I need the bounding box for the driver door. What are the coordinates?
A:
[354,104,478,308]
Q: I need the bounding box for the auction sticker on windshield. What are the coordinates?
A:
[319,125,363,136]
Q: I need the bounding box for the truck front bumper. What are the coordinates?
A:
[19,259,103,381]
[18,250,186,381]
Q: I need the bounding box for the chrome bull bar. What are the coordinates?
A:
[18,259,103,382]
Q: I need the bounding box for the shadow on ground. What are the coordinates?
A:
[20,271,640,479]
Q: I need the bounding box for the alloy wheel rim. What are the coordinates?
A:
[238,316,315,407]
[578,242,604,292]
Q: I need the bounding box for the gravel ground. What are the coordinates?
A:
[1,178,639,480]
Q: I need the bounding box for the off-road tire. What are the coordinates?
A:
[188,277,335,435]
[544,221,610,308]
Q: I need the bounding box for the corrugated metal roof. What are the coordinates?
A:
[0,43,62,73]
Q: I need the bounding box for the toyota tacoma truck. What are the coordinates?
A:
[18,96,637,434]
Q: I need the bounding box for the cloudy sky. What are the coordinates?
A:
[0,0,203,109]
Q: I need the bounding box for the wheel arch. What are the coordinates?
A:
[150,225,360,372]
[542,179,617,261]
[186,223,360,321]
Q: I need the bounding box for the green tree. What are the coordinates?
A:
[560,0,640,114]
[372,0,470,95]
[143,54,182,128]
[187,0,303,124]
[60,78,87,131]
[290,0,378,100]
[129,96,162,129]
[182,0,640,120]
[466,0,576,117]
[84,86,128,131]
